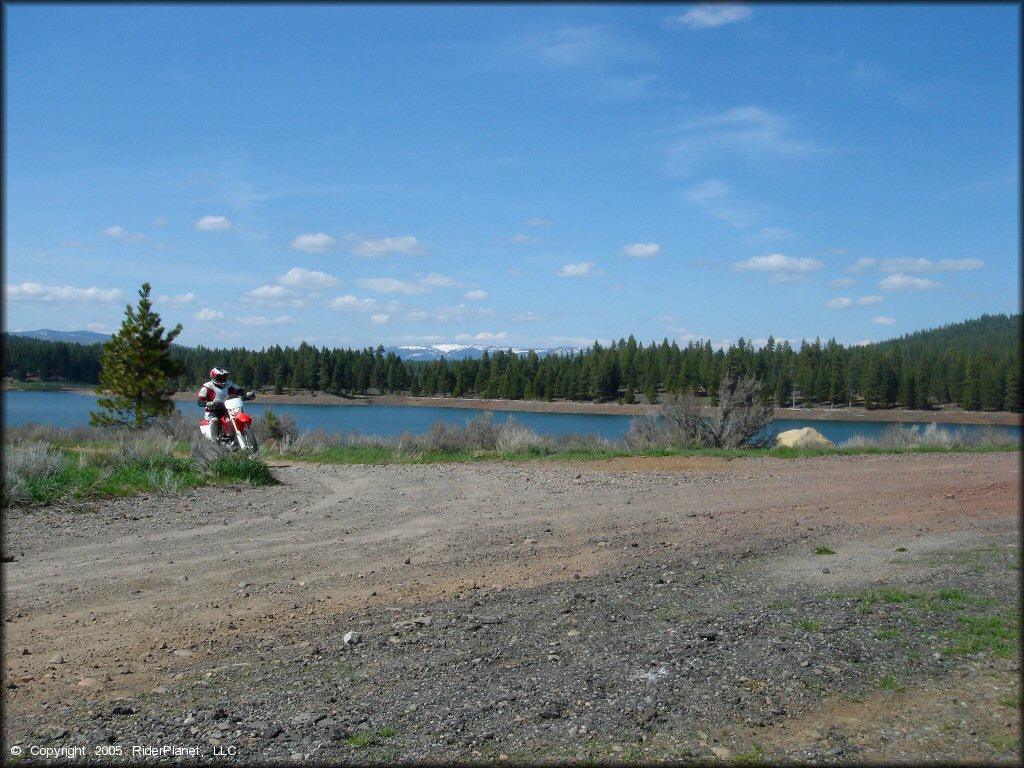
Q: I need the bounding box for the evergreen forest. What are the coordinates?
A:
[3,314,1020,412]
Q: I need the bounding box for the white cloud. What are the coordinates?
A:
[847,257,876,274]
[829,277,856,288]
[525,217,552,227]
[245,285,294,300]
[826,295,884,310]
[879,258,984,273]
[358,277,430,295]
[276,267,341,290]
[879,273,941,291]
[6,282,124,302]
[156,292,198,307]
[291,233,339,253]
[873,316,896,325]
[420,273,458,288]
[103,225,145,243]
[685,179,730,204]
[370,314,391,325]
[521,24,644,70]
[770,273,807,285]
[668,106,817,177]
[236,315,295,327]
[464,289,489,301]
[196,215,232,231]
[685,178,763,230]
[404,303,493,324]
[457,332,509,343]
[666,4,752,30]
[153,217,167,227]
[619,242,661,258]
[195,308,225,322]
[329,295,396,313]
[856,295,884,306]
[347,235,424,257]
[733,253,823,273]
[557,261,602,278]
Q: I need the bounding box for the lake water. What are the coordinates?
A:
[2,390,1020,446]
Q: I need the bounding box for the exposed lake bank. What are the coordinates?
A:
[18,385,1021,426]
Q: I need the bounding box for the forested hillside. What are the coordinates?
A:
[3,314,1020,412]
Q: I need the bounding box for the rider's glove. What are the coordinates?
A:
[205,401,219,410]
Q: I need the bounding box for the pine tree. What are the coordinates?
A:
[90,283,184,429]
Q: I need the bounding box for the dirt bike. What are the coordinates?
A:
[198,395,259,459]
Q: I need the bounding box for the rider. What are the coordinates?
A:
[197,367,251,442]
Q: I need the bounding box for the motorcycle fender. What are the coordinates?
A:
[234,413,253,428]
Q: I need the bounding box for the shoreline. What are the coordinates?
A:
[18,385,1022,426]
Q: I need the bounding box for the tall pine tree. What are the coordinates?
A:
[90,283,184,429]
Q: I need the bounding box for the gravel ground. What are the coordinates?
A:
[2,452,1020,764]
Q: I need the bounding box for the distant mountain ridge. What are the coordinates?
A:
[5,331,579,361]
[7,329,111,344]
[382,344,581,362]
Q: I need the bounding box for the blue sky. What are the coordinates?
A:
[4,3,1020,352]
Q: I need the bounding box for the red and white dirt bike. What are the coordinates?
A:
[199,395,260,459]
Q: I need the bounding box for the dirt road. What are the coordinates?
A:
[2,452,1019,763]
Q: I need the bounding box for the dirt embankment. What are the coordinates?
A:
[2,452,1019,763]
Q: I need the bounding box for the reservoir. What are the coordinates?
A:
[2,390,1020,446]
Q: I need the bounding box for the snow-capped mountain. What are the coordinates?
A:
[383,344,581,362]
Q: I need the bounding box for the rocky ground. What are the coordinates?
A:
[2,452,1020,764]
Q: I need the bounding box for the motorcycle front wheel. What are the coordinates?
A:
[237,427,260,459]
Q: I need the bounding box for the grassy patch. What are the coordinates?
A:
[2,428,281,508]
[732,745,767,765]
[344,727,397,749]
[814,546,836,555]
[209,455,278,485]
[876,674,905,692]
[998,693,1021,709]
[942,611,1020,658]
[846,583,1017,660]
[986,734,1020,752]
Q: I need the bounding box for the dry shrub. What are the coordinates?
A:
[626,375,773,450]
[843,423,1019,450]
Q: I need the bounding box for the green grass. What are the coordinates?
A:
[942,611,1020,658]
[876,674,905,692]
[344,732,375,749]
[209,455,278,485]
[846,584,1018,660]
[814,546,836,555]
[3,435,277,508]
[732,745,767,764]
[986,734,1020,752]
[998,693,1021,708]
[344,727,397,749]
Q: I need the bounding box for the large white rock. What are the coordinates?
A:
[776,426,835,449]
